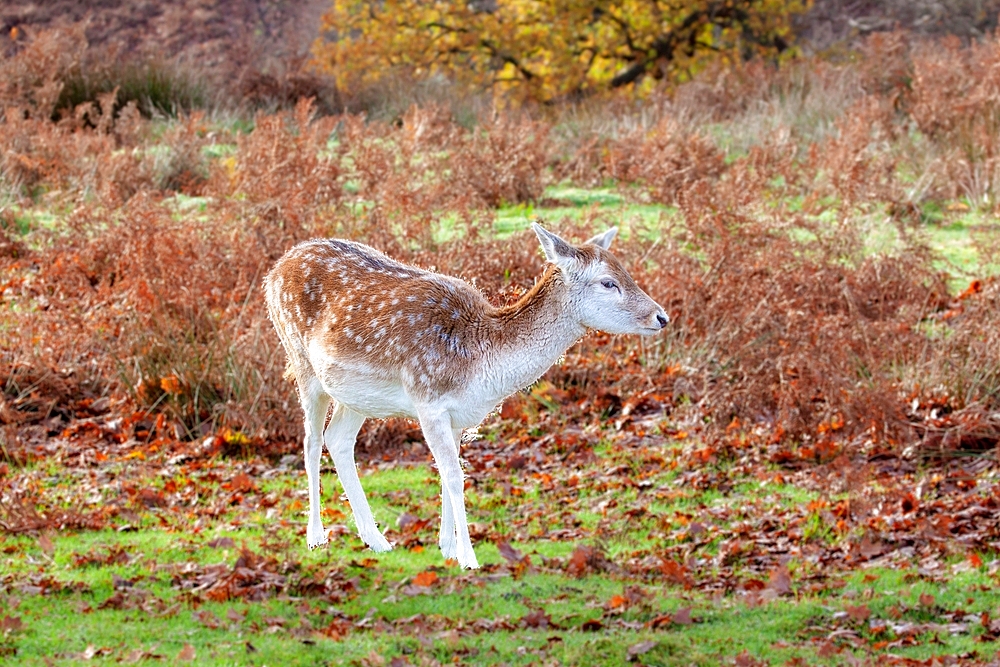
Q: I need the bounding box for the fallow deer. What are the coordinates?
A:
[263,223,667,569]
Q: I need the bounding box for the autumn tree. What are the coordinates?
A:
[312,0,808,102]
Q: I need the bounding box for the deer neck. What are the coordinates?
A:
[486,265,584,396]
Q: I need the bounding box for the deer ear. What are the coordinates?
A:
[532,223,578,266]
[584,227,617,250]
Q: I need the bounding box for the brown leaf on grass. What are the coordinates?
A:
[859,536,884,559]
[658,557,693,589]
[123,648,164,663]
[766,562,792,596]
[627,640,657,661]
[816,641,840,658]
[566,544,611,578]
[79,644,114,660]
[412,570,438,587]
[496,540,532,578]
[734,649,768,666]
[225,472,257,494]
[622,585,649,607]
[496,541,525,563]
[177,643,196,661]
[673,606,693,626]
[206,537,235,549]
[194,610,221,629]
[580,618,604,631]
[396,512,427,531]
[979,612,1000,641]
[97,591,127,610]
[521,609,557,629]
[15,575,91,597]
[567,545,591,577]
[608,594,627,609]
[37,533,54,555]
[172,545,286,602]
[648,614,673,629]
[317,618,352,640]
[73,545,130,567]
[845,604,871,622]
[919,593,935,607]
[134,488,167,508]
[0,615,22,632]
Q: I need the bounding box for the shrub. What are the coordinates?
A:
[4,28,1000,464]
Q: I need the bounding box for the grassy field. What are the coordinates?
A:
[5,29,1000,665]
[4,416,1000,666]
[3,186,1000,665]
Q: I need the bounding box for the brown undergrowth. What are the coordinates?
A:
[1,28,999,469]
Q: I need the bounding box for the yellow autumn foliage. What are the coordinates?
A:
[312,0,808,102]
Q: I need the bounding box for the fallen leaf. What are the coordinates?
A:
[194,610,221,629]
[177,643,196,661]
[734,649,768,666]
[521,609,556,629]
[817,640,840,658]
[412,570,438,587]
[496,541,525,563]
[766,562,792,596]
[846,604,871,622]
[0,615,22,632]
[659,558,693,588]
[228,473,257,493]
[673,606,693,626]
[648,614,673,629]
[627,640,657,660]
[206,537,235,549]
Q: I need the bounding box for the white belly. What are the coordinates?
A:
[308,343,506,428]
[321,372,417,418]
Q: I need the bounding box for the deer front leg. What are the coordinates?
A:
[419,410,478,569]
[299,378,332,549]
[325,403,392,552]
[437,428,463,560]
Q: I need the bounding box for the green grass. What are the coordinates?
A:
[494,185,673,238]
[3,445,998,666]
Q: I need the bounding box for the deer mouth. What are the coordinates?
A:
[639,313,669,333]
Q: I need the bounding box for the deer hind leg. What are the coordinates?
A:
[325,402,391,552]
[437,427,463,560]
[419,410,478,569]
[298,375,332,549]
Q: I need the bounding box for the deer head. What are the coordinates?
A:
[532,223,668,336]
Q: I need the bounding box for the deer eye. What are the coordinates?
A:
[601,279,619,291]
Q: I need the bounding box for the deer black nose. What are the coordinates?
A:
[656,314,668,328]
